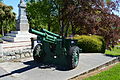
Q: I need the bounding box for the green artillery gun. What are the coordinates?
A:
[29,28,82,69]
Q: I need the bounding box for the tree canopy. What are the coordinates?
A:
[0,0,3,2]
[61,0,120,48]
[0,2,16,36]
[26,0,60,32]
[26,0,120,49]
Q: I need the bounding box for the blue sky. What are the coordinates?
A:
[3,0,19,17]
[3,0,120,17]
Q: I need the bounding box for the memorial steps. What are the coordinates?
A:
[2,41,31,51]
[2,31,36,54]
[0,0,36,57]
[2,31,36,42]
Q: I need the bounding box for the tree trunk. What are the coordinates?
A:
[65,22,69,37]
[48,23,51,31]
[60,20,64,36]
[1,22,4,36]
[71,23,75,36]
[2,26,4,36]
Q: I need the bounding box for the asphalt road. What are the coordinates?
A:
[0,53,117,80]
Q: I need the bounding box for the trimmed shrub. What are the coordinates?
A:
[74,35,105,53]
[91,35,106,53]
[0,34,2,38]
[0,39,3,43]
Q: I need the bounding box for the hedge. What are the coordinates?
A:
[74,35,105,53]
[0,34,2,38]
[0,39,3,43]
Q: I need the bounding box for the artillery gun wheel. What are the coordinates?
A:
[33,44,45,63]
[68,46,80,69]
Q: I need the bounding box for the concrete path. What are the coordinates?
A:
[0,53,117,80]
[0,67,17,80]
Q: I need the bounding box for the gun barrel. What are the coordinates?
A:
[29,29,45,37]
[41,28,62,38]
[29,28,58,43]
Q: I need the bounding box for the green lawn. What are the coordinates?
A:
[84,63,120,80]
[117,43,120,46]
[105,47,120,56]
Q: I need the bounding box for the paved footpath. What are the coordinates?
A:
[0,53,117,80]
[0,67,17,80]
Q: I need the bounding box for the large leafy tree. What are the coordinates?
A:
[0,0,3,2]
[0,2,16,36]
[26,0,61,33]
[60,0,120,49]
[26,0,120,49]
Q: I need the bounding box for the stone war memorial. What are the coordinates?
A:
[0,0,36,59]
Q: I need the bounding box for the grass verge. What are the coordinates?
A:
[83,62,120,80]
[105,47,120,56]
[117,43,120,46]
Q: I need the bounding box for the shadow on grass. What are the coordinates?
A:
[0,60,70,78]
[105,54,119,57]
[105,54,120,62]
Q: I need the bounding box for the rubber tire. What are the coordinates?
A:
[67,46,80,69]
[33,44,45,63]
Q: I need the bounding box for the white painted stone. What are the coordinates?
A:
[3,35,36,42]
[17,0,29,31]
[3,42,31,48]
[1,0,37,56]
[6,32,36,37]
[3,31,36,42]
[0,43,3,56]
[11,31,28,34]
[2,0,36,42]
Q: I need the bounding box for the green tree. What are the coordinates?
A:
[0,0,3,2]
[60,0,120,49]
[0,2,16,36]
[26,0,120,49]
[26,0,62,33]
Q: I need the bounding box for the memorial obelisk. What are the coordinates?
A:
[17,0,29,31]
[3,0,36,42]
